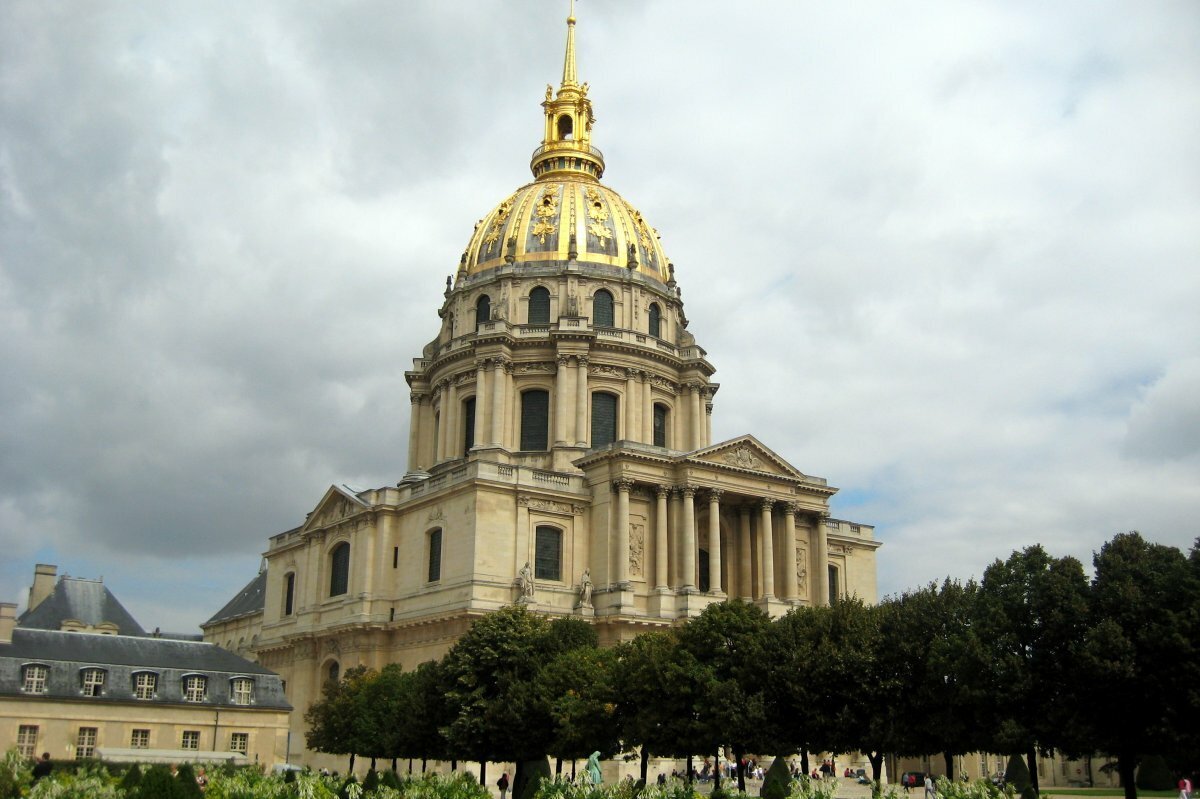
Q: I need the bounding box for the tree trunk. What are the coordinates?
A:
[868,751,885,798]
[713,749,721,790]
[452,760,458,772]
[572,760,577,780]
[1118,752,1138,799]
[421,758,427,774]
[687,755,694,784]
[736,751,747,793]
[641,748,649,784]
[391,758,397,774]
[801,750,810,778]
[1086,755,1093,788]
[1026,750,1038,794]
[349,753,356,773]
[371,757,377,771]
[944,752,955,781]
[481,761,488,786]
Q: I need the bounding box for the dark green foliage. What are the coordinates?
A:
[515,758,552,799]
[761,757,794,799]
[284,767,297,784]
[139,764,184,799]
[339,774,359,799]
[380,769,403,790]
[1005,754,1035,799]
[1135,756,1173,790]
[119,763,143,794]
[174,763,204,799]
[363,769,380,792]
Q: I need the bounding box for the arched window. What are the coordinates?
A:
[428,528,443,582]
[535,526,563,581]
[329,542,350,597]
[592,290,614,327]
[475,294,491,330]
[557,114,574,140]
[463,397,476,456]
[283,572,295,616]
[648,303,661,338]
[327,662,340,684]
[528,287,551,325]
[520,389,550,451]
[828,564,840,604]
[590,392,619,447]
[653,403,669,448]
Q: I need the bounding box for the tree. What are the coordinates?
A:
[305,664,375,771]
[1078,532,1195,799]
[975,545,1091,790]
[538,646,620,768]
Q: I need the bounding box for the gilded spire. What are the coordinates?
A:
[561,0,578,88]
[530,0,605,181]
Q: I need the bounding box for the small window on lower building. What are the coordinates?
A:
[534,526,563,581]
[130,729,150,749]
[231,677,254,706]
[828,564,840,604]
[133,671,157,700]
[81,667,105,697]
[182,730,200,750]
[16,725,38,758]
[428,528,443,582]
[183,675,207,702]
[230,732,249,754]
[22,664,48,694]
[75,727,97,759]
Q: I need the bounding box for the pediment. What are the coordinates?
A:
[686,436,807,480]
[301,485,369,532]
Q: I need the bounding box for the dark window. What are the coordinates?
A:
[327,662,340,684]
[648,303,661,337]
[535,526,562,581]
[698,548,710,593]
[653,403,668,448]
[520,390,550,451]
[528,287,551,325]
[329,543,350,597]
[283,573,295,616]
[463,397,476,455]
[557,114,573,140]
[590,392,618,447]
[828,564,840,604]
[593,290,614,327]
[428,529,443,582]
[475,295,491,330]
[393,546,399,569]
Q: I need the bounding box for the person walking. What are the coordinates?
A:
[31,753,52,783]
[497,772,510,799]
[1178,776,1191,799]
[925,774,936,799]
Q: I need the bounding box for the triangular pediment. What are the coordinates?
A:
[685,435,807,480]
[300,485,369,532]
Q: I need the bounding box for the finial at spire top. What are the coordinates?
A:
[531,0,604,181]
[561,0,578,88]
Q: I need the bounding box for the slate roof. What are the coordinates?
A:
[202,570,267,627]
[18,577,146,636]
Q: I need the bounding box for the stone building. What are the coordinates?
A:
[203,8,880,767]
[0,565,290,766]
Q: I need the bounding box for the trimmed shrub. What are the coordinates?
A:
[119,763,143,794]
[1136,755,1174,791]
[139,764,185,799]
[175,763,204,799]
[762,758,793,799]
[517,758,554,799]
[1003,755,1034,799]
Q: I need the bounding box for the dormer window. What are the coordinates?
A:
[183,675,207,703]
[133,672,157,700]
[81,668,105,697]
[22,664,48,694]
[230,677,254,706]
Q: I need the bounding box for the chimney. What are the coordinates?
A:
[28,564,57,613]
[0,603,16,644]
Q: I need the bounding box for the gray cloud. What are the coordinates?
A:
[2,0,1197,629]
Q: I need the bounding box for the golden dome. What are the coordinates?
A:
[462,178,670,282]
[458,5,671,285]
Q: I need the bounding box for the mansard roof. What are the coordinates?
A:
[18,576,145,636]
[202,569,267,627]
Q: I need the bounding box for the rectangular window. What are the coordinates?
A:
[428,529,443,582]
[230,732,249,754]
[81,668,105,697]
[181,730,200,750]
[16,725,38,758]
[698,548,710,593]
[653,404,668,447]
[463,396,476,455]
[827,565,840,605]
[184,675,207,702]
[130,729,150,749]
[134,672,157,700]
[23,664,48,694]
[393,546,398,568]
[231,678,253,705]
[590,392,618,447]
[283,572,295,616]
[75,727,97,759]
[534,526,562,581]
[520,390,550,451]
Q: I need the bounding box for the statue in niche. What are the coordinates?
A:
[566,291,579,316]
[517,561,535,602]
[578,569,593,608]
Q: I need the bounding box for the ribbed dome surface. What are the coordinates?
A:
[463,177,670,283]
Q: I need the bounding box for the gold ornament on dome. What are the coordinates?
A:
[531,185,560,244]
[624,201,656,254]
[483,195,515,253]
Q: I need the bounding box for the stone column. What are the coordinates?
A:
[670,488,683,586]
[624,368,637,442]
[574,356,589,446]
[759,499,776,599]
[642,373,654,443]
[490,359,506,447]
[654,485,670,590]
[554,355,570,445]
[816,513,830,606]
[614,478,633,586]
[435,382,448,462]
[445,377,459,458]
[705,396,713,448]
[738,505,753,600]
[474,362,489,448]
[782,503,799,601]
[690,384,704,450]
[407,392,424,470]
[679,486,697,591]
[707,489,723,594]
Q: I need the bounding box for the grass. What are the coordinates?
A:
[1040,790,1177,797]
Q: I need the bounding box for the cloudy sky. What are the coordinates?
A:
[2,1,1197,633]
